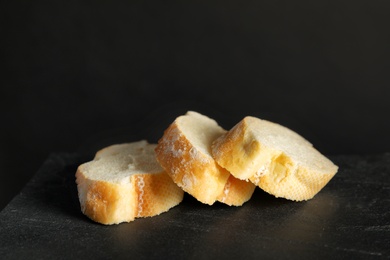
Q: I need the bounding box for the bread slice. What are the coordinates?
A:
[155,111,256,206]
[75,140,184,225]
[211,116,338,201]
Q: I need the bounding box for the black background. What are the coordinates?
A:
[1,1,389,210]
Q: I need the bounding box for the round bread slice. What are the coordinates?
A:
[155,111,256,206]
[75,140,184,225]
[211,116,338,201]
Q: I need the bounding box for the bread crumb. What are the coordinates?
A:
[182,174,194,190]
[220,179,231,203]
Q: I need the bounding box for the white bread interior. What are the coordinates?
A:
[212,116,338,201]
[155,111,256,206]
[76,140,184,225]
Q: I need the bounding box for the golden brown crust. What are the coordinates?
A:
[250,163,335,201]
[75,141,184,225]
[217,175,256,206]
[132,172,184,217]
[84,182,132,224]
[76,168,184,224]
[212,117,338,201]
[76,167,138,225]
[155,115,256,206]
[155,122,230,205]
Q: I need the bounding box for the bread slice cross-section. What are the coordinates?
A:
[211,116,338,201]
[76,140,184,225]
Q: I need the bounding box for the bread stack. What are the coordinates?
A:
[76,111,338,225]
[154,111,256,206]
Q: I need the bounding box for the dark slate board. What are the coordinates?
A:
[1,153,389,259]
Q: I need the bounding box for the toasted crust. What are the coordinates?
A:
[155,112,256,206]
[249,164,334,201]
[155,122,230,205]
[75,141,184,225]
[76,168,138,224]
[132,172,185,217]
[212,117,338,201]
[217,175,257,206]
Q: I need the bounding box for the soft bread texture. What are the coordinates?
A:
[155,111,256,206]
[76,140,184,225]
[212,116,338,201]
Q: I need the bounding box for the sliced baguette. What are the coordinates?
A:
[211,116,338,201]
[155,111,256,206]
[75,140,184,225]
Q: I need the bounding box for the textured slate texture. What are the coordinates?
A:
[1,153,389,259]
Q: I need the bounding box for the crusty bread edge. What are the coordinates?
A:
[212,116,338,201]
[76,166,138,225]
[217,175,256,206]
[132,171,184,218]
[155,121,231,205]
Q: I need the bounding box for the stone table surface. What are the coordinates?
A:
[1,153,389,259]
